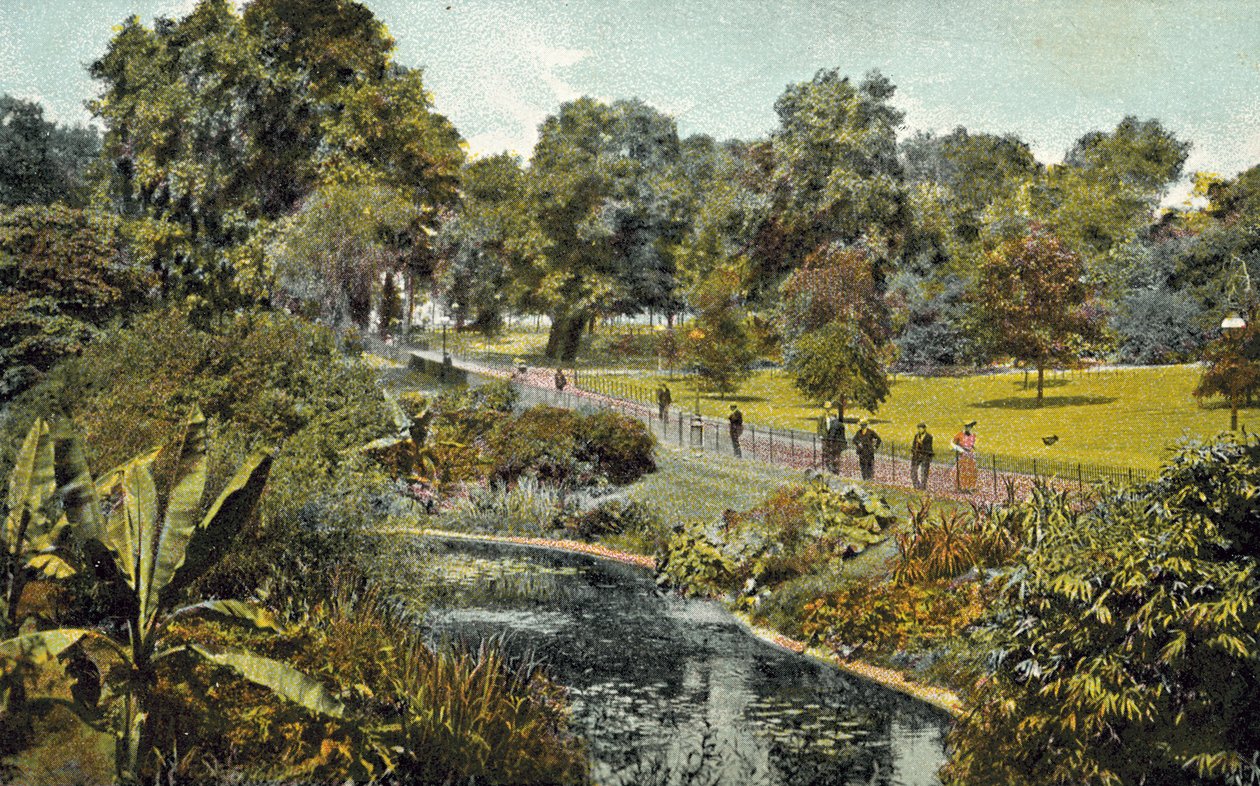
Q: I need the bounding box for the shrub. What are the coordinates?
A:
[580,410,656,484]
[486,406,587,487]
[560,498,660,541]
[891,498,1027,585]
[445,477,566,536]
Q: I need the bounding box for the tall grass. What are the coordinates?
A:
[444,476,564,536]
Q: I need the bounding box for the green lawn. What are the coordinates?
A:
[593,365,1237,471]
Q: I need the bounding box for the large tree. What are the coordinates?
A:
[523,97,686,361]
[967,227,1100,402]
[88,0,461,315]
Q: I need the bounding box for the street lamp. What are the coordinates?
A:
[440,316,450,363]
[1222,312,1247,431]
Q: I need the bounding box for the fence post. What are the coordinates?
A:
[750,425,756,459]
[992,455,998,495]
[1077,463,1083,494]
[813,433,817,466]
[1032,458,1038,481]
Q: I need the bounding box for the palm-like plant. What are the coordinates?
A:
[1,419,76,638]
[0,409,345,782]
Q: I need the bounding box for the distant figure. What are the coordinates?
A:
[952,420,978,492]
[554,368,567,391]
[819,401,847,473]
[910,422,934,490]
[728,404,744,458]
[853,420,882,481]
[657,383,672,421]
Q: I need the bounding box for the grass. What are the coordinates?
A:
[424,324,668,371]
[590,365,1235,471]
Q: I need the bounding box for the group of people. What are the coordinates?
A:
[817,405,979,492]
[616,375,982,493]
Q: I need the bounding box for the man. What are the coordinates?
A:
[853,419,881,481]
[819,401,846,473]
[910,422,934,490]
[728,403,744,458]
[554,368,567,391]
[657,383,672,421]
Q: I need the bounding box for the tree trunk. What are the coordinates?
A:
[546,312,587,362]
[1037,364,1045,404]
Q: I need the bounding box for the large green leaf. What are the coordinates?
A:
[189,645,345,718]
[54,425,114,579]
[0,628,93,662]
[107,462,158,597]
[173,599,286,633]
[142,408,208,621]
[159,451,273,607]
[5,418,54,549]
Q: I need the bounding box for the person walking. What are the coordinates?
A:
[853,419,881,481]
[728,403,744,458]
[952,420,978,492]
[910,422,934,490]
[657,383,672,421]
[554,367,567,391]
[819,401,847,473]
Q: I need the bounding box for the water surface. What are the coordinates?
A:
[382,537,949,785]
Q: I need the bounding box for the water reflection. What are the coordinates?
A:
[382,537,949,785]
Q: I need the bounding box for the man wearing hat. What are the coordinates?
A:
[819,401,846,473]
[952,420,978,492]
[657,383,672,421]
[910,422,934,489]
[853,419,881,481]
[728,403,744,458]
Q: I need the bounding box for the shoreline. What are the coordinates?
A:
[381,526,962,717]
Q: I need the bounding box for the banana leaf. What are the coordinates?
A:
[189,645,345,719]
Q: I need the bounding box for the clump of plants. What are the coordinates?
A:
[559,498,661,542]
[655,480,894,599]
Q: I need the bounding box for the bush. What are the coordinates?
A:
[655,481,894,598]
[1111,286,1205,364]
[487,406,587,487]
[580,410,656,484]
[560,498,660,541]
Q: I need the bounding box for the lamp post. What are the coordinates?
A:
[1222,312,1247,431]
[440,317,450,363]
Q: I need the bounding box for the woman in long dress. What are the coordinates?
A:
[952,421,978,492]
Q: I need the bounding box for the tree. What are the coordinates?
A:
[967,228,1100,402]
[270,181,421,329]
[0,95,99,207]
[760,69,907,290]
[0,205,153,401]
[944,437,1260,786]
[1195,319,1260,429]
[783,321,888,424]
[683,267,755,398]
[524,98,685,361]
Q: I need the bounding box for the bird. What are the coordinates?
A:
[1042,435,1059,446]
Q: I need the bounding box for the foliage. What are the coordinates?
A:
[683,266,755,396]
[1195,321,1260,418]
[0,410,348,783]
[891,497,1026,585]
[655,481,893,598]
[801,577,987,658]
[580,411,657,485]
[782,320,889,420]
[559,498,660,542]
[967,227,1102,401]
[0,95,99,208]
[0,205,151,401]
[1,420,76,638]
[444,477,566,537]
[1112,286,1206,364]
[944,436,1260,786]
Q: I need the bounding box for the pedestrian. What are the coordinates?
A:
[728,403,744,458]
[853,419,881,481]
[657,383,672,421]
[910,422,934,490]
[952,420,978,492]
[819,401,846,473]
[554,367,567,391]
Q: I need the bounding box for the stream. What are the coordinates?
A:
[379,535,950,785]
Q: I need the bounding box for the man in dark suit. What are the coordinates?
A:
[853,419,881,480]
[910,422,934,489]
[728,403,744,457]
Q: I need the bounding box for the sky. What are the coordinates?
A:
[2,0,1259,203]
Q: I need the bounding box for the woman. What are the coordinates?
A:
[952,420,978,492]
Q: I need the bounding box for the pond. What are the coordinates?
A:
[379,536,950,786]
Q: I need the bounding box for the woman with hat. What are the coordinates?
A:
[952,421,978,492]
